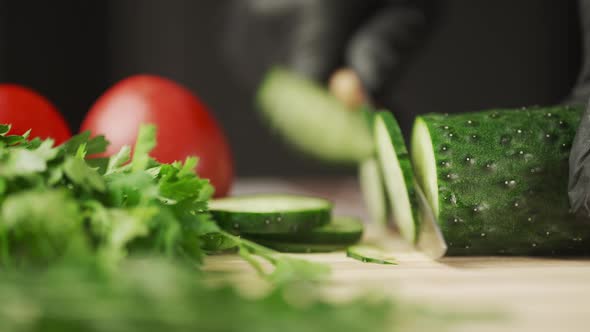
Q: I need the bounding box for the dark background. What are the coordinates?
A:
[0,0,582,177]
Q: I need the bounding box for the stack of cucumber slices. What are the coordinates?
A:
[209,195,363,253]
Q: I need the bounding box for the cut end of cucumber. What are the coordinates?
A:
[374,114,416,242]
[411,118,439,217]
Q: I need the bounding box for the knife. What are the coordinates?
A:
[414,182,447,259]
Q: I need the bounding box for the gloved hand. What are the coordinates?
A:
[566,0,590,218]
[224,0,438,107]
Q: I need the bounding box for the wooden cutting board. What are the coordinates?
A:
[204,178,590,332]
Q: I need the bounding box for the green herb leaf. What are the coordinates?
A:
[86,157,109,175]
[0,190,84,266]
[0,124,11,135]
[63,156,106,192]
[85,134,109,155]
[106,145,131,174]
[60,131,90,155]
[61,131,109,156]
[0,148,47,177]
[132,124,156,172]
[218,231,331,284]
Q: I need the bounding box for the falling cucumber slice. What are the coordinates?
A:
[254,241,347,253]
[358,109,389,226]
[209,195,331,234]
[374,112,418,243]
[346,245,397,265]
[245,216,363,245]
[257,67,374,163]
[359,158,388,226]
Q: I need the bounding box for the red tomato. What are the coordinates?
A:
[81,75,234,197]
[0,84,71,144]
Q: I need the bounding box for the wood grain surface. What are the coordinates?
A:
[204,178,590,332]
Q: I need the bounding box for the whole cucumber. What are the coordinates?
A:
[412,106,590,255]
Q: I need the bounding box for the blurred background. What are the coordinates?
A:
[0,0,582,176]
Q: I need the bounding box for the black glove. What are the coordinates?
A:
[567,0,590,218]
[569,101,590,219]
[224,0,437,103]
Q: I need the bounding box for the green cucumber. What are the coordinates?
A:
[257,67,373,163]
[358,109,389,226]
[374,112,418,243]
[246,216,363,245]
[254,241,347,253]
[209,195,331,234]
[346,245,397,265]
[411,106,590,255]
[359,158,388,226]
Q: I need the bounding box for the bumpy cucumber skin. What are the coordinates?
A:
[377,112,419,241]
[212,209,331,235]
[257,67,374,163]
[417,106,590,255]
[254,241,347,253]
[245,217,363,245]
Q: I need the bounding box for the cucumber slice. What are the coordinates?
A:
[346,245,397,265]
[246,216,363,245]
[209,195,331,234]
[374,112,417,243]
[257,67,374,163]
[254,241,347,253]
[411,118,439,216]
[358,108,388,226]
[359,158,388,226]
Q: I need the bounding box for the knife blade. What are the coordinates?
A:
[414,182,447,259]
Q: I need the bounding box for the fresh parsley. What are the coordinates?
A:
[0,124,477,332]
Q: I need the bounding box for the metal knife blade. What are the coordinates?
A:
[414,183,447,259]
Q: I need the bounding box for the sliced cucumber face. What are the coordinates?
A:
[246,216,363,245]
[209,195,332,234]
[374,113,416,243]
[359,158,388,226]
[411,118,439,216]
[257,67,374,163]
